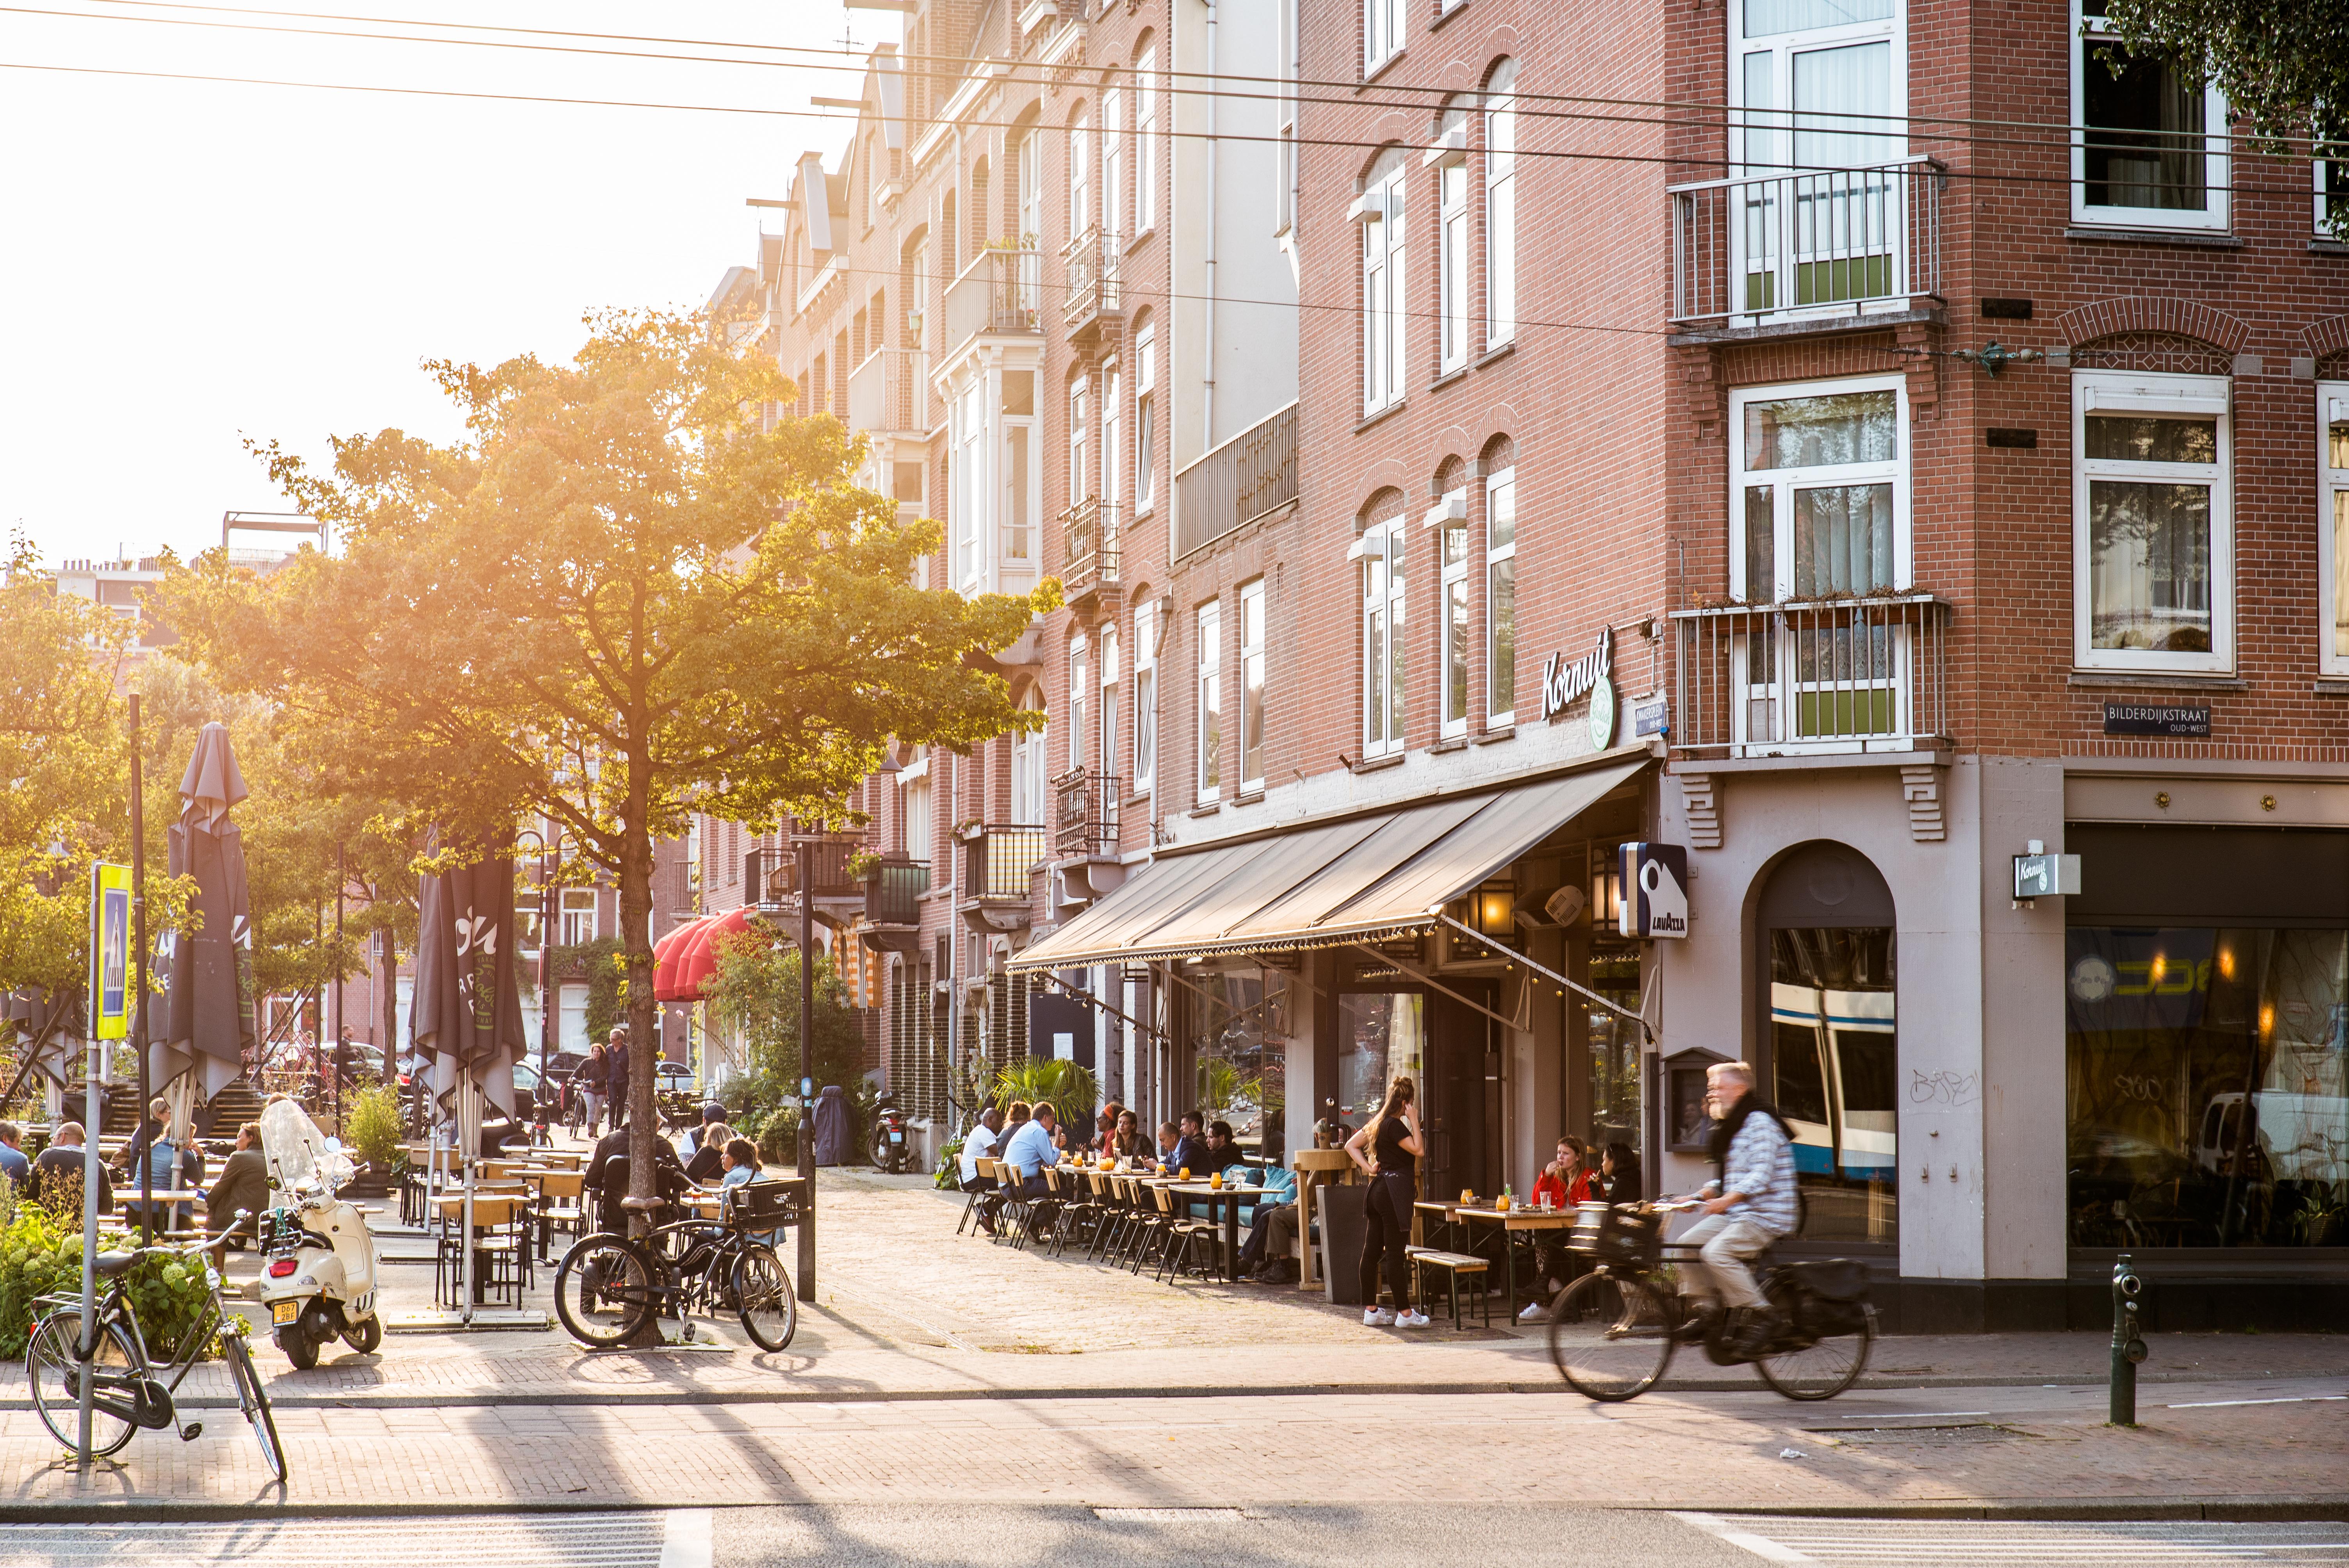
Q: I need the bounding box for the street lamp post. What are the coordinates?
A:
[796,832,816,1302]
[515,826,559,1100]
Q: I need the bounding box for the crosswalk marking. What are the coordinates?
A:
[1678,1516,2349,1566]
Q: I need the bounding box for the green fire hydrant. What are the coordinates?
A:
[2110,1253,2148,1425]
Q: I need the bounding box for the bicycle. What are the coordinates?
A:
[1545,1200,1876,1403]
[551,1180,799,1352]
[25,1221,287,1481]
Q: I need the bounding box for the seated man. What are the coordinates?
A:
[1201,1121,1251,1172]
[1236,1164,1302,1280]
[979,1103,1061,1237]
[959,1108,1003,1233]
[1153,1121,1180,1168]
[584,1123,691,1234]
[26,1122,112,1220]
[1165,1112,1210,1176]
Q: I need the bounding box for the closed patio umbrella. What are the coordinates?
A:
[149,722,255,1105]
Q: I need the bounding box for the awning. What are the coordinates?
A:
[1009,756,1647,971]
[652,915,715,1001]
[672,907,756,1001]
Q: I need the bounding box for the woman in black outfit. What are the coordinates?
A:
[1600,1141,1643,1204]
[1345,1075,1429,1329]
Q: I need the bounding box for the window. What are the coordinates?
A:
[1487,467,1517,726]
[1359,158,1407,414]
[1103,86,1125,241]
[1484,61,1517,348]
[1435,107,1469,375]
[1069,635,1090,773]
[1732,378,1907,602]
[560,888,598,947]
[1069,376,1090,505]
[953,382,982,585]
[1196,599,1223,800]
[1436,490,1470,736]
[1134,601,1158,791]
[1365,0,1404,73]
[1239,579,1267,789]
[1136,49,1159,232]
[2323,387,2349,674]
[2073,370,2232,672]
[1002,370,1037,572]
[1070,106,1091,239]
[904,769,934,864]
[1011,690,1047,823]
[2319,157,2349,237]
[1102,365,1123,513]
[1135,322,1157,511]
[1358,519,1407,756]
[2074,0,2227,230]
[1100,624,1121,783]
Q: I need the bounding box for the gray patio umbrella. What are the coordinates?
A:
[409,846,526,1125]
[150,722,256,1102]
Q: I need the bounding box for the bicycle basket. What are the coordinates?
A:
[722,1181,797,1231]
[1568,1202,1662,1268]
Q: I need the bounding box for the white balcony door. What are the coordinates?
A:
[1732,0,1904,317]
[1016,132,1042,309]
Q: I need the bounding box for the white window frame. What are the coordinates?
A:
[1364,0,1404,75]
[1434,107,1469,375]
[1239,578,1267,790]
[1729,373,1911,603]
[1099,624,1121,783]
[2323,385,2349,675]
[1484,61,1518,349]
[952,381,982,589]
[560,887,599,947]
[1136,50,1159,234]
[1069,106,1092,241]
[1069,375,1090,506]
[1134,601,1159,792]
[1486,465,1518,728]
[1069,633,1090,773]
[1000,372,1039,577]
[1103,86,1125,242]
[1102,363,1123,514]
[1011,690,1046,824]
[1358,161,1407,415]
[1356,519,1408,757]
[1435,490,1471,738]
[903,772,934,864]
[1134,321,1157,513]
[2071,0,2228,233]
[1195,598,1223,802]
[2073,369,2234,674]
[2319,156,2347,238]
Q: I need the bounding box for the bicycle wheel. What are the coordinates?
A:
[1757,1301,1876,1402]
[733,1242,797,1352]
[26,1311,140,1457]
[224,1333,288,1483]
[554,1235,657,1348]
[1547,1271,1677,1402]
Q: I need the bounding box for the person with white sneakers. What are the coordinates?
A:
[1346,1075,1431,1329]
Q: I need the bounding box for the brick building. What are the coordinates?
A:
[1009,0,2349,1326]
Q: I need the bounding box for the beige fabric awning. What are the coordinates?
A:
[1009,757,1647,971]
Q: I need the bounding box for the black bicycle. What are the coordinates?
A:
[25,1224,286,1481]
[1546,1200,1876,1402]
[552,1182,798,1352]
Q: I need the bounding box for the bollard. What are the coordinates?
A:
[2110,1252,2148,1425]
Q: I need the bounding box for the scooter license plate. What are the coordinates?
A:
[889,1130,904,1142]
[272,1300,300,1325]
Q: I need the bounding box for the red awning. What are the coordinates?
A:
[652,914,716,1002]
[671,906,756,1002]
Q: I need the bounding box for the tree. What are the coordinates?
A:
[2101,0,2349,237]
[699,934,869,1114]
[161,306,1047,1237]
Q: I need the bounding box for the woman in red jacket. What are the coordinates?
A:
[1523,1136,1599,1321]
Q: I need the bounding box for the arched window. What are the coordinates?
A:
[1358,148,1408,415]
[1069,105,1092,240]
[1485,60,1518,348]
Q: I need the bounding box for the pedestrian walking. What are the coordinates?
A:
[575,1043,609,1137]
[606,1026,631,1131]
[1346,1075,1429,1329]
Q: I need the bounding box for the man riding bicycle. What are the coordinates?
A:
[1678,1060,1798,1357]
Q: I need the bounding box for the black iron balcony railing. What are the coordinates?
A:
[1060,496,1120,604]
[961,824,1046,902]
[1670,592,1953,759]
[1052,767,1120,856]
[762,835,868,902]
[862,853,930,925]
[1668,156,1945,327]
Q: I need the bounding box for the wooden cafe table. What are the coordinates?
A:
[1167,1181,1266,1283]
[1447,1202,1577,1322]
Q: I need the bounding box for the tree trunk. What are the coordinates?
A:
[618,802,663,1348]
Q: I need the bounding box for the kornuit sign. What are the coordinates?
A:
[2103,702,2210,738]
[1542,627,1617,749]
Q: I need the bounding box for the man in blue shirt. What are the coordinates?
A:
[981,1103,1062,1238]
[1165,1111,1210,1175]
[0,1122,28,1185]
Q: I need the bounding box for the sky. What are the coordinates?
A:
[0,0,882,568]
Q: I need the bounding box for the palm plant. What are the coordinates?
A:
[991,1058,1101,1130]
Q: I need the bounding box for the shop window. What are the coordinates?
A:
[2072,369,2232,674]
[2073,0,2228,231]
[1337,991,1424,1123]
[2321,385,2349,675]
[2067,926,2349,1249]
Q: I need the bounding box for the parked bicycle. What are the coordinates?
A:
[1546,1200,1875,1402]
[24,1219,287,1481]
[552,1181,799,1352]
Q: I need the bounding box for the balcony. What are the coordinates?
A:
[759,835,870,928]
[1670,593,1953,760]
[846,347,930,437]
[1173,400,1297,559]
[1668,157,1944,333]
[959,823,1045,932]
[941,246,1039,357]
[1052,767,1120,857]
[1060,225,1123,351]
[858,853,930,953]
[1059,497,1121,610]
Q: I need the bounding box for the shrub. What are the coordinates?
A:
[344,1082,405,1171]
[0,1205,222,1359]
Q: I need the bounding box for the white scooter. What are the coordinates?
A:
[255,1099,384,1369]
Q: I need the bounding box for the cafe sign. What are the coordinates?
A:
[1542,627,1616,749]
